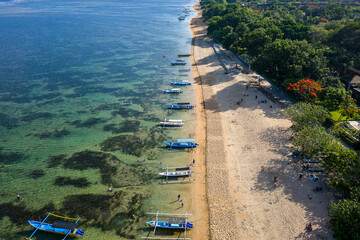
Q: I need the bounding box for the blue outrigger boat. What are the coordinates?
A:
[25,212,84,240]
[171,62,186,66]
[169,81,191,86]
[147,220,193,229]
[164,139,198,151]
[166,103,195,110]
[163,88,182,94]
[179,69,190,72]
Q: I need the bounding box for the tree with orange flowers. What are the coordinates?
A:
[286,78,322,101]
[338,98,359,121]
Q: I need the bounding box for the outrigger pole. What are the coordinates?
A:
[24,212,52,240]
[62,217,81,240]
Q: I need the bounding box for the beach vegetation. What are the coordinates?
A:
[292,125,336,158]
[285,102,329,131]
[286,78,323,101]
[329,191,360,240]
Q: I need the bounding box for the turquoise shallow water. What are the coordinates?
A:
[0,0,197,239]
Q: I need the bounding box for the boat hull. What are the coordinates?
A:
[147,221,193,229]
[166,104,194,110]
[159,171,193,177]
[28,220,84,237]
[163,142,198,148]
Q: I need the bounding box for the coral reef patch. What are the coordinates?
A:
[0,113,18,129]
[103,120,140,134]
[0,151,25,164]
[47,154,67,168]
[29,169,45,179]
[58,150,153,187]
[54,176,91,188]
[33,129,70,139]
[100,128,167,157]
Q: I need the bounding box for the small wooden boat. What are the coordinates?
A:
[163,88,182,94]
[159,119,184,128]
[179,69,190,72]
[169,81,191,86]
[166,104,195,110]
[25,213,84,240]
[178,54,191,57]
[171,62,186,66]
[147,219,193,229]
[176,59,185,62]
[159,170,193,177]
[164,139,198,151]
[178,16,186,21]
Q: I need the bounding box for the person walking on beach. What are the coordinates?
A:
[299,174,303,180]
[17,194,20,200]
[181,202,184,208]
[193,159,195,165]
[178,194,181,201]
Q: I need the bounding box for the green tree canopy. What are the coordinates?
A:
[285,102,329,131]
[253,39,328,83]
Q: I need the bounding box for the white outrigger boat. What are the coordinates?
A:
[159,119,184,128]
[159,170,193,177]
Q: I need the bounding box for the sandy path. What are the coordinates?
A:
[190,3,335,240]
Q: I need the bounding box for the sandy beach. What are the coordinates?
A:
[190,2,335,240]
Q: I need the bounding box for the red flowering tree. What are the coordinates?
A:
[286,78,322,101]
[338,98,359,121]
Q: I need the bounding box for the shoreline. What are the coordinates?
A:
[189,2,210,240]
[190,2,335,239]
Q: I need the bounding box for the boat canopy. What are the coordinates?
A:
[168,218,186,224]
[52,220,78,230]
[177,139,195,143]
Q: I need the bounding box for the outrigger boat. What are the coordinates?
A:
[143,212,193,239]
[169,81,191,86]
[164,139,198,151]
[178,54,191,57]
[163,88,182,94]
[166,103,195,110]
[25,212,84,240]
[159,170,193,177]
[147,219,193,229]
[176,59,185,62]
[171,62,186,66]
[179,69,190,72]
[159,119,184,128]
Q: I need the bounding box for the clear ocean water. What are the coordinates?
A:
[0,0,197,239]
